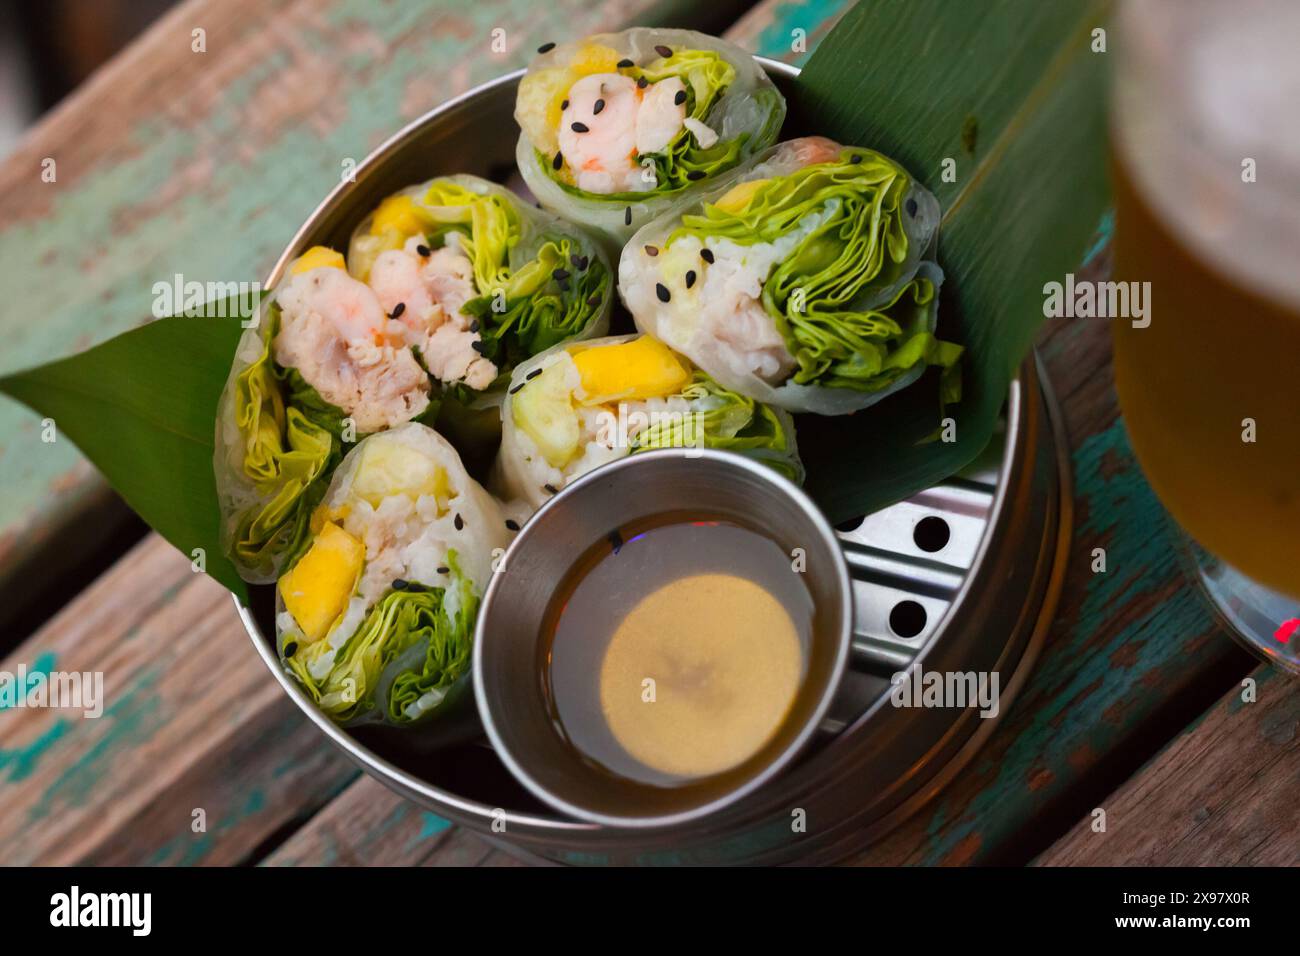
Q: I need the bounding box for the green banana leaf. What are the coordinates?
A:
[790,0,1110,520]
[0,300,257,600]
[0,0,1111,594]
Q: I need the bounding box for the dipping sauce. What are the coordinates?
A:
[542,516,814,787]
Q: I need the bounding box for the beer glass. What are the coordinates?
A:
[1111,0,1300,671]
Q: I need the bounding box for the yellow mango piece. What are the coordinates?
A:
[570,44,622,76]
[369,194,427,239]
[279,522,365,644]
[290,246,346,275]
[309,502,351,536]
[571,336,691,405]
[714,179,771,214]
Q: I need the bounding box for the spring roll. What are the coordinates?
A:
[515,28,786,249]
[619,137,963,415]
[216,176,610,583]
[274,422,515,727]
[493,334,802,511]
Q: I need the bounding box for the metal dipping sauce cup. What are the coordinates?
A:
[473,449,852,828]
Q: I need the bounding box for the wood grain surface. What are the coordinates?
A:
[1036,665,1299,866]
[0,0,1289,868]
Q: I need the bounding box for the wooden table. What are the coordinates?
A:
[0,0,1295,867]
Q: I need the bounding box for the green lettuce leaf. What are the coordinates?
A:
[631,372,803,482]
[676,149,963,396]
[228,307,342,578]
[286,554,476,726]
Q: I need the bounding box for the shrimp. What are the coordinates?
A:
[635,77,687,155]
[274,267,430,433]
[365,235,498,390]
[277,267,391,344]
[558,73,643,193]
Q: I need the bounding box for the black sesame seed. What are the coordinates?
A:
[686,170,705,181]
[617,58,634,68]
[655,45,672,58]
[906,197,918,217]
[593,98,605,115]
[644,244,658,256]
[454,513,464,531]
[416,244,431,257]
[685,270,696,289]
[390,301,406,318]
[505,519,521,531]
[544,483,558,494]
[526,368,543,380]
[283,641,298,657]
[571,121,589,133]
[436,566,449,575]
[571,253,588,270]
[552,152,563,170]
[636,75,648,89]
[655,282,671,303]
[537,42,556,53]
[624,206,632,225]
[674,90,687,106]
[552,267,570,281]
[561,99,569,110]
[471,340,484,353]
[509,383,523,394]
[392,578,408,590]
[700,248,715,263]
[469,319,479,333]
[850,153,863,164]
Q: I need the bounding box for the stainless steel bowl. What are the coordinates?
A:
[236,59,1073,864]
[474,449,852,828]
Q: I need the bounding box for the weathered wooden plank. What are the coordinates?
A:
[0,534,357,865]
[1035,665,1299,866]
[0,0,754,637]
[263,775,521,866]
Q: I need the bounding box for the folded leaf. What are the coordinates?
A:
[0,298,258,599]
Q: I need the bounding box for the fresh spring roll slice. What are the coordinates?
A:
[347,174,612,397]
[619,137,964,415]
[275,422,516,727]
[493,334,802,511]
[515,28,786,250]
[216,245,432,583]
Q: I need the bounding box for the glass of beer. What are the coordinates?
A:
[1111,0,1300,672]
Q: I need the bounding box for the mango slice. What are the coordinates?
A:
[290,246,346,275]
[279,522,364,644]
[571,336,691,405]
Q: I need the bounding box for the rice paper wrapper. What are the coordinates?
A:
[515,28,786,251]
[492,334,804,513]
[214,304,341,585]
[619,136,955,416]
[275,422,514,727]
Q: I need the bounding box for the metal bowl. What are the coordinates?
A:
[474,449,852,828]
[236,59,1073,864]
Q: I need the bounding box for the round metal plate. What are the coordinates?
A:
[235,60,1073,864]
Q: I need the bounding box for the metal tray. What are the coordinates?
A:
[236,61,1072,865]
